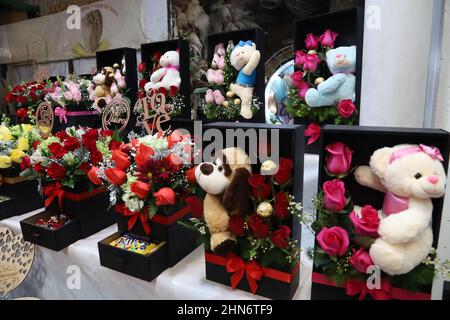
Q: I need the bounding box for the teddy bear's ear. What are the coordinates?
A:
[222,168,251,215]
[369,147,393,178]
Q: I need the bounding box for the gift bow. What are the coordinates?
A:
[236,40,255,48]
[43,182,66,209]
[345,279,392,300]
[121,206,151,236]
[55,107,68,124]
[226,254,263,294]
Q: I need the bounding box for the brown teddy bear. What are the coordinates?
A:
[92,66,116,108]
[195,147,253,255]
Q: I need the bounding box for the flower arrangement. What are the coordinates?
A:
[310,141,447,299]
[136,53,183,118]
[0,122,42,172]
[286,30,358,144]
[186,158,300,269]
[22,127,122,189]
[199,41,261,121]
[4,81,49,123]
[87,130,202,235]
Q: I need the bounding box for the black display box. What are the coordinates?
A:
[52,104,101,133]
[311,125,450,300]
[0,194,15,221]
[20,186,115,251]
[98,201,200,281]
[444,281,450,300]
[200,28,266,123]
[0,171,44,217]
[96,47,138,132]
[201,122,304,299]
[293,1,365,153]
[141,39,191,120]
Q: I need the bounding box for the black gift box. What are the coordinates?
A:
[199,28,266,123]
[20,186,115,251]
[98,202,200,281]
[141,39,191,120]
[293,2,365,153]
[52,104,101,133]
[0,172,43,216]
[201,122,304,299]
[444,282,450,300]
[0,194,15,221]
[311,125,450,300]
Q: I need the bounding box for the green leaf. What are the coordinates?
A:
[148,203,158,220]
[352,236,376,249]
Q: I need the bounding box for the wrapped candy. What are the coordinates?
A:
[109,234,161,256]
[35,215,70,230]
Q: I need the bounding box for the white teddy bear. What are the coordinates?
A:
[354,144,447,275]
[229,41,261,120]
[145,50,182,92]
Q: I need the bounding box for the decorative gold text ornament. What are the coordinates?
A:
[35,102,54,137]
[102,97,131,132]
[137,89,173,135]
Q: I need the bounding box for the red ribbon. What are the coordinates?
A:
[120,206,151,236]
[205,253,299,294]
[312,272,431,300]
[43,183,65,209]
[226,254,263,294]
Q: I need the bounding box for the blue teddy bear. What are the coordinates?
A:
[305,46,356,108]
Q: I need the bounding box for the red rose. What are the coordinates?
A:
[105,168,127,186]
[295,50,306,66]
[55,131,69,140]
[248,174,272,200]
[64,137,80,151]
[90,149,103,165]
[305,33,319,50]
[229,215,245,236]
[112,149,131,171]
[325,142,353,176]
[319,29,338,48]
[32,141,41,150]
[316,226,349,257]
[108,140,122,151]
[5,92,15,103]
[33,163,46,173]
[139,79,148,90]
[291,71,304,88]
[303,53,321,73]
[337,99,356,119]
[153,52,161,62]
[271,226,291,249]
[48,142,67,159]
[16,95,27,105]
[169,85,179,97]
[305,123,321,146]
[185,196,203,219]
[274,192,290,220]
[88,166,102,185]
[82,129,99,150]
[186,166,197,184]
[274,158,293,185]
[16,108,28,120]
[248,214,270,238]
[349,247,374,273]
[322,179,347,212]
[138,63,147,73]
[30,91,38,101]
[79,162,91,173]
[350,205,380,238]
[130,181,151,199]
[154,188,176,206]
[20,156,31,171]
[47,163,67,181]
[100,130,114,137]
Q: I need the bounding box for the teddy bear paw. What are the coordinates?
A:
[378,216,422,244]
[370,240,405,276]
[305,88,320,107]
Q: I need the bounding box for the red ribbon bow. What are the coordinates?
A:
[345,278,392,300]
[121,206,151,236]
[226,254,263,294]
[43,182,66,209]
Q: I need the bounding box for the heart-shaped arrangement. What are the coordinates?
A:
[0,227,34,298]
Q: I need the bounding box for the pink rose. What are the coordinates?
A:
[319,29,338,48]
[291,71,304,88]
[322,179,346,212]
[325,142,353,176]
[349,247,374,273]
[305,33,319,50]
[316,226,349,257]
[303,54,321,73]
[297,81,310,99]
[337,99,356,119]
[305,123,321,145]
[295,50,307,66]
[350,205,380,238]
[64,91,73,101]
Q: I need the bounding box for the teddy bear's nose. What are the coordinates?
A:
[428,175,440,185]
[200,163,214,176]
[336,54,343,59]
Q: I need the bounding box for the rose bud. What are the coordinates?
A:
[185,196,203,219]
[349,247,374,273]
[130,181,151,199]
[112,149,131,171]
[325,142,353,176]
[186,166,197,184]
[104,168,127,186]
[88,166,103,185]
[154,187,176,206]
[271,226,291,249]
[322,179,347,212]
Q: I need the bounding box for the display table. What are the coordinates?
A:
[1,155,319,300]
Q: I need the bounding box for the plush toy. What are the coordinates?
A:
[195,148,252,255]
[212,43,226,70]
[305,46,356,108]
[354,144,447,275]
[144,50,181,92]
[229,41,261,119]
[93,66,116,108]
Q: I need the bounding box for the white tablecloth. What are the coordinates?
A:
[2,155,319,300]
